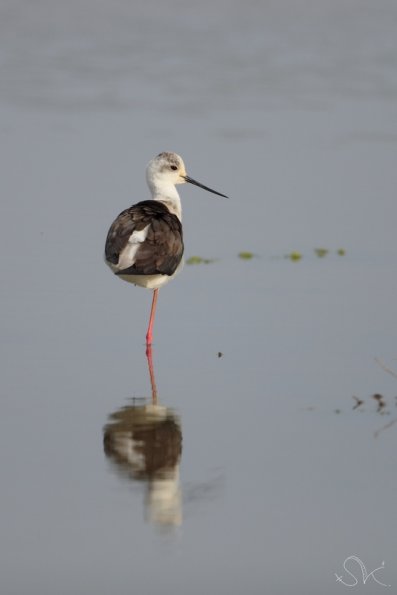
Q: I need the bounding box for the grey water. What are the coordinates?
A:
[1,1,397,593]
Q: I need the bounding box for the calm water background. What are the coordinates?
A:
[1,1,397,593]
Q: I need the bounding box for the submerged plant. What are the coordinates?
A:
[314,248,328,258]
[286,251,302,261]
[238,251,254,260]
[186,255,216,265]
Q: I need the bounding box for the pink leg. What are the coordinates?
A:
[145,288,159,347]
[145,343,158,404]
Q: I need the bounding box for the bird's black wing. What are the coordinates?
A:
[105,200,184,276]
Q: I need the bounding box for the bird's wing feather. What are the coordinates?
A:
[105,201,184,276]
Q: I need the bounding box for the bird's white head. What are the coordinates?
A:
[146,152,187,197]
[146,152,228,203]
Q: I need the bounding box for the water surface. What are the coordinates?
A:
[1,1,397,593]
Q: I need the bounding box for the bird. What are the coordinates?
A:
[104,152,227,347]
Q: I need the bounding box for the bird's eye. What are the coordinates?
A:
[170,165,178,171]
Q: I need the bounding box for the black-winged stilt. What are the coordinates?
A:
[105,152,227,346]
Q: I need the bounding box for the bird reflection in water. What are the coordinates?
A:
[103,345,182,527]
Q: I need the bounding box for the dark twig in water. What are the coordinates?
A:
[374,418,397,439]
[374,357,397,380]
[372,393,386,412]
[352,396,364,410]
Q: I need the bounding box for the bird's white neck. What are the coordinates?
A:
[149,181,182,221]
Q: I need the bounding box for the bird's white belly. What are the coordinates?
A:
[115,259,184,290]
[117,273,172,290]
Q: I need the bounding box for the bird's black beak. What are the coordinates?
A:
[183,175,228,198]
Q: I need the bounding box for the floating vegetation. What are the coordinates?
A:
[286,251,302,261]
[285,248,346,260]
[186,256,216,265]
[238,251,255,260]
[314,248,328,258]
[187,248,347,264]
